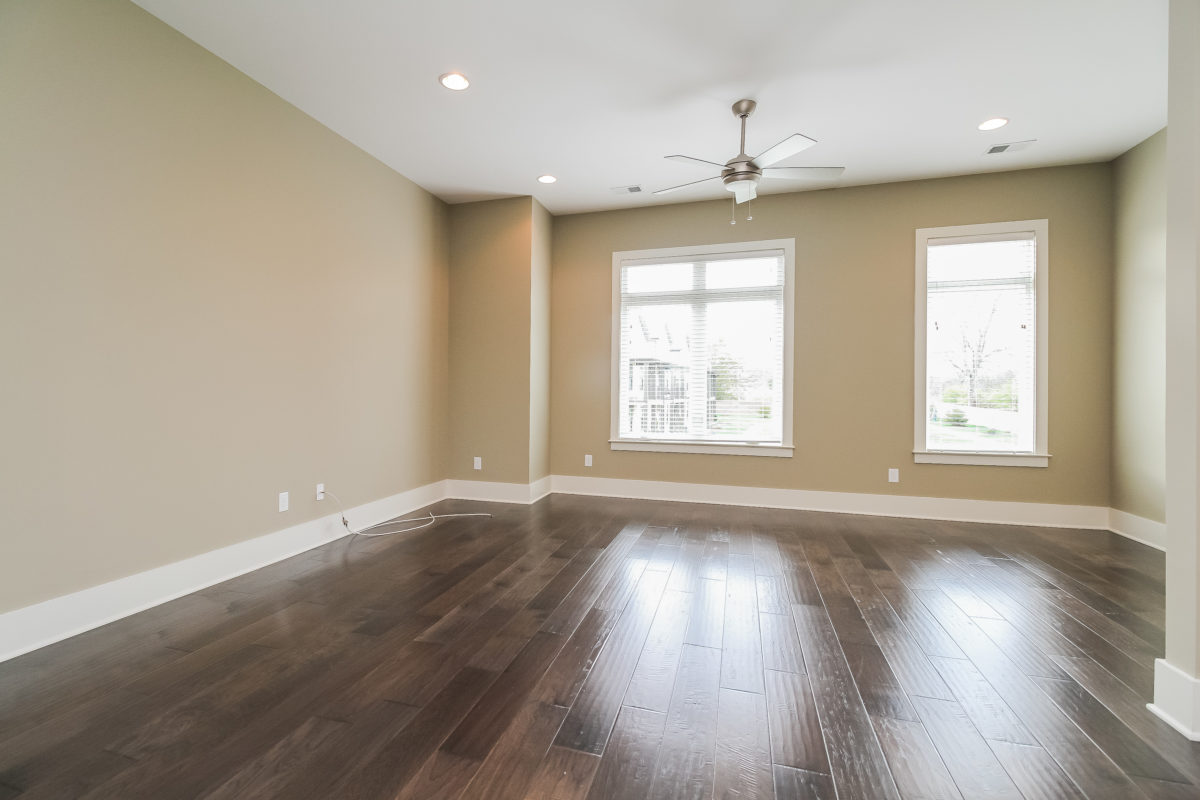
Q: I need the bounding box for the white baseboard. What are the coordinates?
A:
[1150,659,1200,740]
[0,480,446,664]
[1108,508,1167,550]
[446,477,552,504]
[549,474,1110,530]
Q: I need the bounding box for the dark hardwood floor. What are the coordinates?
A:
[1,494,1197,799]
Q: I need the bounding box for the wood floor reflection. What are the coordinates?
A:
[1,494,1196,799]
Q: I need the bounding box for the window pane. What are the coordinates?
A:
[926,239,1035,452]
[619,304,692,437]
[705,300,783,442]
[623,262,692,293]
[705,257,780,290]
[616,250,787,446]
[928,238,1034,283]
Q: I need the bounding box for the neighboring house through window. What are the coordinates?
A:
[611,239,795,457]
[914,219,1050,467]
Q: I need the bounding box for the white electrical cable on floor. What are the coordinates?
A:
[323,489,490,537]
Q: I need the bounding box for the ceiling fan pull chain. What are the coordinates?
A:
[730,195,736,225]
[746,196,753,222]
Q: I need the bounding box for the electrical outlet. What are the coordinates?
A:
[584,454,593,467]
[316,483,325,500]
[888,468,899,483]
[278,491,289,512]
[473,456,482,470]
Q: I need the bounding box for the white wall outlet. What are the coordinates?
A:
[584,454,593,467]
[888,468,899,483]
[278,491,289,512]
[316,483,325,500]
[473,456,482,470]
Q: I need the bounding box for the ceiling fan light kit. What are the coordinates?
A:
[655,99,845,218]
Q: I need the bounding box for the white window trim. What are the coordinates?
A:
[610,239,795,457]
[913,219,1050,468]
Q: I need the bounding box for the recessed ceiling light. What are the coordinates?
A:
[537,175,557,184]
[978,117,1009,131]
[439,72,469,91]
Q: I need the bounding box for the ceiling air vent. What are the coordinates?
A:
[610,184,643,194]
[986,139,1036,155]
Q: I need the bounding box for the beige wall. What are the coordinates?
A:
[0,0,450,613]
[551,165,1114,506]
[1163,0,1200,678]
[1112,130,1167,522]
[530,200,553,482]
[448,197,534,482]
[448,196,553,485]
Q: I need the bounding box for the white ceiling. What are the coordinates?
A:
[132,0,1168,215]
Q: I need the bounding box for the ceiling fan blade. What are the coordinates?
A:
[732,182,756,204]
[652,176,720,196]
[761,166,845,180]
[666,154,726,169]
[752,133,817,168]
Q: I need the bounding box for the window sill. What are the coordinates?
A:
[611,440,793,458]
[913,451,1050,468]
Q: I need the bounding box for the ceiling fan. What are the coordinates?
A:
[655,99,844,204]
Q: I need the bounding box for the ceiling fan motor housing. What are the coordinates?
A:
[722,157,761,192]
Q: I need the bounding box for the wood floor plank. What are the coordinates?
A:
[525,746,601,800]
[760,612,806,674]
[713,688,773,799]
[646,644,722,800]
[836,556,957,701]
[756,575,791,615]
[333,666,499,800]
[790,602,901,800]
[764,669,828,774]
[666,536,706,592]
[625,589,691,713]
[243,699,422,800]
[584,706,665,800]
[443,630,567,760]
[720,554,765,694]
[910,695,1024,799]
[870,715,963,800]
[839,642,920,722]
[971,616,1072,680]
[553,569,670,754]
[771,764,836,799]
[458,700,567,800]
[1135,776,1200,799]
[199,715,349,800]
[988,740,1086,800]
[868,568,968,660]
[683,577,726,649]
[929,655,1038,745]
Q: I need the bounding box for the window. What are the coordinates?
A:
[914,220,1049,467]
[611,240,794,456]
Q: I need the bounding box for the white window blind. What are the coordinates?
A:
[615,248,787,447]
[923,232,1038,454]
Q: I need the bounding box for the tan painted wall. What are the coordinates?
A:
[551,165,1114,506]
[530,200,553,482]
[1112,130,1167,522]
[448,197,534,482]
[0,0,450,613]
[1163,0,1200,676]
